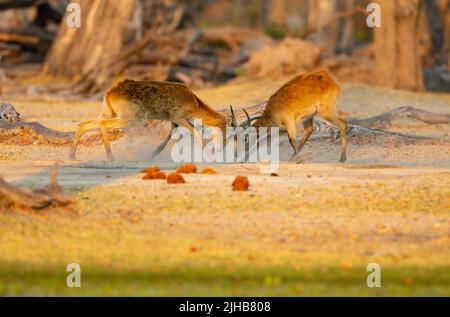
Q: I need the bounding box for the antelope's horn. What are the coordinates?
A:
[229,105,237,127]
[238,108,263,128]
[242,108,251,123]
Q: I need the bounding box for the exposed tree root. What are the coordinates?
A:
[346,106,450,129]
[0,164,75,214]
[313,120,448,145]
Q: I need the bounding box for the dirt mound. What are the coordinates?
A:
[244,38,321,79]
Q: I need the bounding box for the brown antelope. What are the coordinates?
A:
[69,80,232,161]
[240,70,348,163]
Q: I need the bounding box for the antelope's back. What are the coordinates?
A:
[104,80,199,120]
[103,80,225,129]
[266,71,340,112]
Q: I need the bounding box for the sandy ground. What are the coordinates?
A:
[0,81,449,296]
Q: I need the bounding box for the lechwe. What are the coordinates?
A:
[69,80,231,161]
[240,70,348,163]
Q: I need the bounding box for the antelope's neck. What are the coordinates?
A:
[253,117,273,128]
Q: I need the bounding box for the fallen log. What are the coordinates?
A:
[0,164,75,213]
[0,120,74,145]
[313,120,449,144]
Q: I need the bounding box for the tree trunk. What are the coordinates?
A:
[270,0,287,27]
[42,0,135,77]
[336,0,355,54]
[374,0,424,91]
[307,0,338,57]
[424,0,447,67]
[439,0,450,68]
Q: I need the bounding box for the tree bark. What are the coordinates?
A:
[307,0,338,56]
[374,0,424,91]
[270,0,287,27]
[42,0,135,77]
[336,0,355,54]
[424,0,447,66]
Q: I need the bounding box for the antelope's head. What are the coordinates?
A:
[227,105,262,130]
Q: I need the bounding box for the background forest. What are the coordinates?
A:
[0,0,449,98]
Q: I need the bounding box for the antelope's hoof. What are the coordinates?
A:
[107,154,116,162]
[293,153,312,164]
[69,153,76,160]
[339,156,347,163]
[289,153,298,161]
[150,150,160,159]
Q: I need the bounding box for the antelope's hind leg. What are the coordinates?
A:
[283,119,299,161]
[151,122,177,159]
[320,114,347,163]
[337,116,347,163]
[69,119,100,160]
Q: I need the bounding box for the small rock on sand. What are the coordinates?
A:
[167,173,186,184]
[232,176,249,191]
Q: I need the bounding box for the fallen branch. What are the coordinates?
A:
[0,164,75,213]
[0,120,74,145]
[0,32,40,45]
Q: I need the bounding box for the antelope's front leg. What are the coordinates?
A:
[99,118,127,161]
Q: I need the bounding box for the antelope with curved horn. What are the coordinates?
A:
[70,80,236,161]
[240,70,348,163]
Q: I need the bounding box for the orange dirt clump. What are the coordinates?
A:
[167,173,186,184]
[232,176,249,191]
[142,171,166,180]
[176,164,197,174]
[141,166,160,174]
[201,167,218,175]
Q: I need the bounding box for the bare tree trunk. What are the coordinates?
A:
[42,0,135,77]
[270,0,286,26]
[425,0,447,66]
[336,0,355,54]
[307,0,338,57]
[374,0,424,91]
[439,0,450,68]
